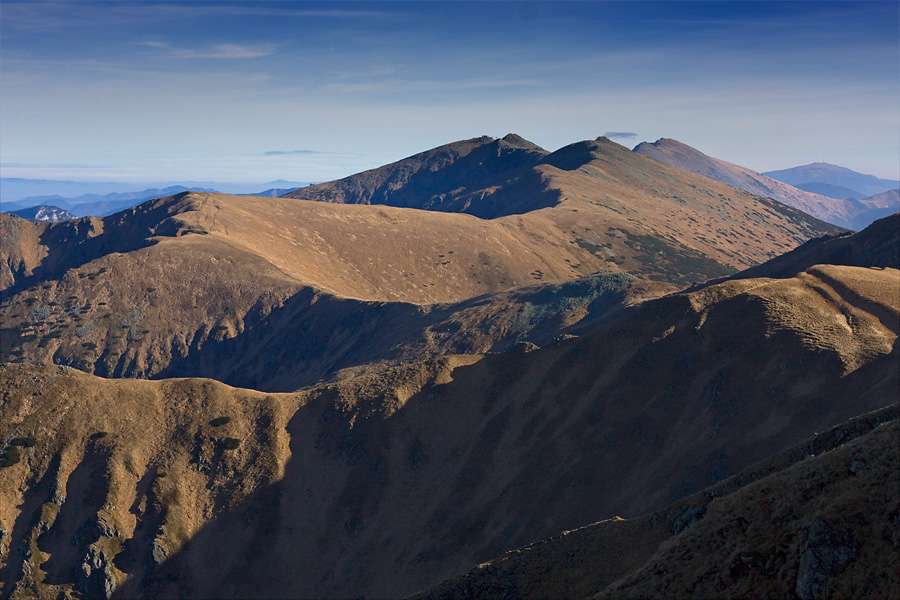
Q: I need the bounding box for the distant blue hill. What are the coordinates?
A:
[2,186,218,217]
[0,178,312,208]
[0,178,141,204]
[763,163,899,199]
[792,181,867,200]
[1,180,313,217]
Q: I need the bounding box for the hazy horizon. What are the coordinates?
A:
[2,1,898,184]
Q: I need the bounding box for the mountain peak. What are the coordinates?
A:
[500,133,545,152]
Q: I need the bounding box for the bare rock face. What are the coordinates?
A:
[795,517,859,600]
[78,546,116,600]
[150,536,169,566]
[670,505,706,535]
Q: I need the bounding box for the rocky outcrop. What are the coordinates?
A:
[795,517,860,600]
[78,546,116,600]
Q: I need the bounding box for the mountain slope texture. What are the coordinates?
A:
[1,248,896,598]
[414,406,899,599]
[0,135,896,600]
[1,139,840,389]
[632,138,893,230]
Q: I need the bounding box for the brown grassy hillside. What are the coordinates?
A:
[699,212,899,286]
[1,146,840,389]
[633,137,867,229]
[1,262,896,599]
[288,135,843,284]
[1,191,669,389]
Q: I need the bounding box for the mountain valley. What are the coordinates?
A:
[0,136,897,600]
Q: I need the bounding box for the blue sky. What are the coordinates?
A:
[1,0,898,184]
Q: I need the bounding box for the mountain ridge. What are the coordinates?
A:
[1,134,842,388]
[763,162,900,200]
[2,254,896,598]
[632,138,874,229]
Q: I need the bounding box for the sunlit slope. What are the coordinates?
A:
[2,263,896,599]
[288,135,843,285]
[524,138,842,283]
[633,137,859,228]
[0,192,651,387]
[1,170,839,388]
[716,212,899,282]
[2,191,596,304]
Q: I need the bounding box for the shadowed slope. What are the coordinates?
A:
[414,408,899,600]
[282,134,553,218]
[2,259,895,599]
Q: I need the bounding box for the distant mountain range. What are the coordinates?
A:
[763,162,899,199]
[0,133,897,600]
[633,139,899,230]
[2,186,219,219]
[0,179,310,218]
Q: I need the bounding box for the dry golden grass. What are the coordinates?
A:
[1,264,895,599]
[0,138,845,391]
[633,137,862,228]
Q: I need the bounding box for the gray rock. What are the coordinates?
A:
[848,460,866,474]
[93,514,118,538]
[151,537,169,566]
[78,546,117,600]
[514,341,539,353]
[795,517,859,600]
[671,505,707,534]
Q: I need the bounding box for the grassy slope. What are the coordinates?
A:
[633,138,860,229]
[1,263,896,599]
[0,139,842,389]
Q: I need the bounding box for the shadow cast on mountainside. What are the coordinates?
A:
[286,135,559,219]
[114,286,898,599]
[38,445,112,587]
[152,274,637,392]
[1,454,62,600]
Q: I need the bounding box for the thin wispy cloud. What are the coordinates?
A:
[1,162,110,169]
[321,78,540,95]
[0,3,388,32]
[604,132,637,139]
[140,41,274,59]
[263,150,323,156]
